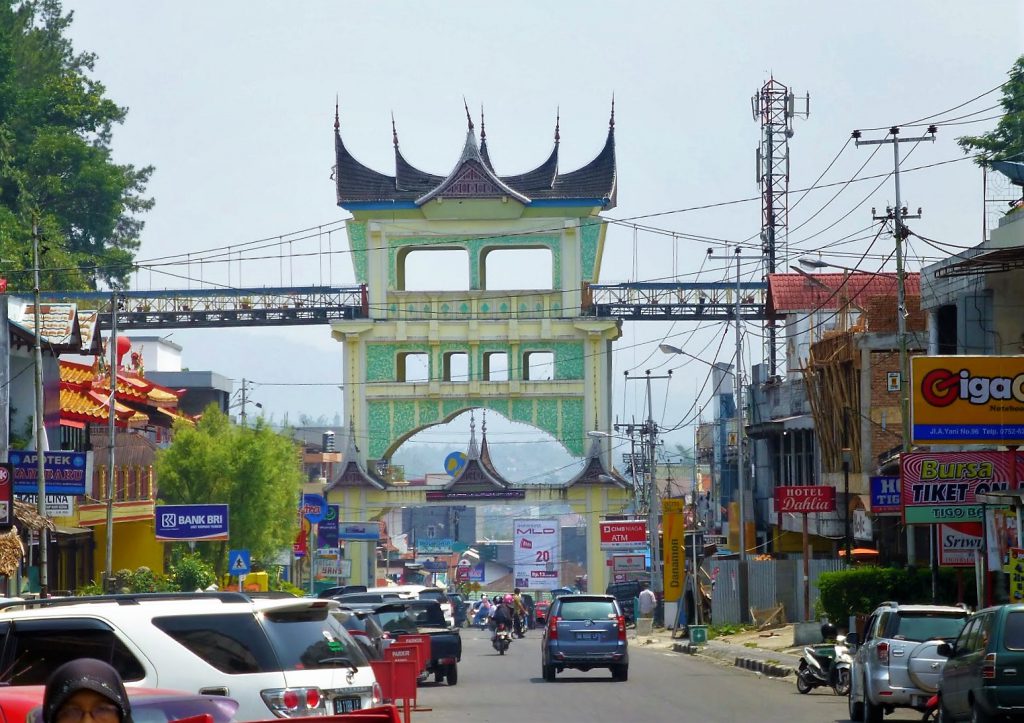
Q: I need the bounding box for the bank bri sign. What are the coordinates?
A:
[155,504,229,541]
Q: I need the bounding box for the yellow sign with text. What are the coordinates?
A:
[662,499,685,600]
[911,355,1024,445]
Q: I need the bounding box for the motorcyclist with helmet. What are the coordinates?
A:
[511,588,527,638]
[491,594,516,644]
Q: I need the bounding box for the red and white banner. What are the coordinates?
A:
[774,486,837,514]
[938,522,984,567]
[599,520,647,550]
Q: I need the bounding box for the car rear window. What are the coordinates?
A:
[1004,611,1024,650]
[556,600,618,621]
[890,613,968,642]
[6,618,147,683]
[260,607,368,670]
[373,609,419,635]
[418,590,449,604]
[153,613,279,674]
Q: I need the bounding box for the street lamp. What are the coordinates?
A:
[660,343,747,562]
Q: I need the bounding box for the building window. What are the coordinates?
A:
[483,352,509,381]
[482,247,553,290]
[523,351,554,381]
[443,352,469,382]
[397,352,429,382]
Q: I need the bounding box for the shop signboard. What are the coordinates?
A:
[912,355,1024,445]
[10,451,89,495]
[774,486,836,513]
[870,476,901,515]
[662,499,685,601]
[901,451,1022,524]
[599,520,647,550]
[938,523,984,567]
[155,504,229,541]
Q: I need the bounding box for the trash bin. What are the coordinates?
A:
[689,624,708,644]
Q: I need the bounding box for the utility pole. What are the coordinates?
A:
[855,125,935,584]
[240,378,248,427]
[619,371,672,598]
[32,222,48,597]
[104,291,120,592]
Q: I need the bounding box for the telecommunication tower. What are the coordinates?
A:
[752,79,809,377]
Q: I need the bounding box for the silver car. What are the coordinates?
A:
[847,601,970,722]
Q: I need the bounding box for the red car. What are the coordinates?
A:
[534,599,550,624]
[3,687,238,723]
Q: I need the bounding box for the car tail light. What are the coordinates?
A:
[261,687,327,718]
[372,682,383,705]
[877,641,889,665]
[381,631,392,639]
[548,616,560,640]
[982,652,997,679]
[616,615,627,641]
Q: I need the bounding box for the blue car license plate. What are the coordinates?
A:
[334,698,361,714]
[576,632,600,640]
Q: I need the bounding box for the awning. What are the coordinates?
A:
[747,413,814,439]
[53,526,93,537]
[935,245,1024,278]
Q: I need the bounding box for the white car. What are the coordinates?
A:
[0,592,381,721]
[366,585,455,627]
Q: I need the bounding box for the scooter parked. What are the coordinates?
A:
[796,631,851,696]
[492,623,512,655]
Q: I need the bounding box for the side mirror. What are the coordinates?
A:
[937,642,953,657]
[845,632,859,646]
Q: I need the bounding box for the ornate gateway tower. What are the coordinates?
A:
[331,103,621,475]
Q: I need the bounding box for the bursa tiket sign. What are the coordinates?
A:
[155,504,229,541]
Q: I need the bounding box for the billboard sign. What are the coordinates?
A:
[662,499,685,601]
[599,520,647,550]
[318,505,339,547]
[513,518,560,590]
[155,504,229,541]
[938,522,984,567]
[901,451,1021,524]
[611,554,645,572]
[301,494,326,524]
[912,356,1024,445]
[416,537,452,553]
[774,486,836,514]
[16,493,73,518]
[870,476,902,515]
[0,464,11,527]
[337,521,380,541]
[10,451,89,495]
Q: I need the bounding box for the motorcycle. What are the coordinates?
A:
[922,693,938,721]
[796,634,851,696]
[492,623,512,655]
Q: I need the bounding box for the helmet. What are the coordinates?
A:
[504,594,513,604]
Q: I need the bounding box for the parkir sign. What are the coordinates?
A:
[912,356,1024,445]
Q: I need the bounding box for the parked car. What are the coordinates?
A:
[370,601,461,686]
[333,607,389,660]
[936,602,1024,721]
[0,592,382,721]
[333,592,403,605]
[318,585,368,599]
[847,601,970,722]
[0,687,240,723]
[535,598,550,624]
[541,594,628,682]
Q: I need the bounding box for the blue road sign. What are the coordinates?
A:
[301,494,326,523]
[229,549,251,576]
[155,504,229,541]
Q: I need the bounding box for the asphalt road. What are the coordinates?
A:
[408,628,926,722]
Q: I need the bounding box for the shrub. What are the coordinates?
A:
[816,565,976,623]
[169,553,216,592]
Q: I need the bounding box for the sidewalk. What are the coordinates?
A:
[632,623,804,679]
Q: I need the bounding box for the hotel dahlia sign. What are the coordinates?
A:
[912,356,1024,445]
[901,451,1024,525]
[774,486,836,513]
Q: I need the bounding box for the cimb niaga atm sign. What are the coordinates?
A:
[599,520,647,550]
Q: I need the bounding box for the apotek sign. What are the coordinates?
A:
[599,520,647,550]
[774,486,836,514]
[901,451,1021,524]
[912,356,1024,445]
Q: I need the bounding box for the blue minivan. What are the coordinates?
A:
[541,594,628,682]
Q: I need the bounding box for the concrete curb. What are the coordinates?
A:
[733,656,793,678]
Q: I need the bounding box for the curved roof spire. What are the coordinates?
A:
[391,112,399,148]
[555,107,560,143]
[609,93,615,130]
[463,97,474,131]
[480,104,494,171]
[334,95,340,131]
[467,409,480,459]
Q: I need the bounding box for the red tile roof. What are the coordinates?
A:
[767,272,920,315]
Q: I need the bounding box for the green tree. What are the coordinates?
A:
[156,406,302,576]
[957,55,1024,166]
[0,0,153,291]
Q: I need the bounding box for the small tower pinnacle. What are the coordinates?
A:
[555,107,561,143]
[480,105,486,143]
[391,112,399,147]
[463,97,474,131]
[609,94,615,131]
[334,95,340,131]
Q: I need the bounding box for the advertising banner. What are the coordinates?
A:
[155,504,229,541]
[513,518,560,590]
[338,521,380,541]
[599,520,647,550]
[612,554,646,572]
[662,499,685,602]
[870,476,902,515]
[912,355,1024,445]
[1010,548,1024,602]
[10,451,89,495]
[416,537,451,553]
[901,451,1022,524]
[938,523,984,567]
[0,464,11,527]
[317,505,339,547]
[16,493,73,518]
[987,506,1020,571]
[774,486,836,514]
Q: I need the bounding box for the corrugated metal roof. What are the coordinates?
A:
[767,272,920,314]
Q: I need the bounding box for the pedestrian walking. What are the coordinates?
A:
[638,580,657,619]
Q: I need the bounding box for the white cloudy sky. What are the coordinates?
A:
[63,1,1022,465]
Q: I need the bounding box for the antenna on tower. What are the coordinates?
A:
[753,78,809,378]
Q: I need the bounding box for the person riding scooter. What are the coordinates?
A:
[491,594,515,644]
[512,588,527,638]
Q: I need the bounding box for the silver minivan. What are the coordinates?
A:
[541,594,628,682]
